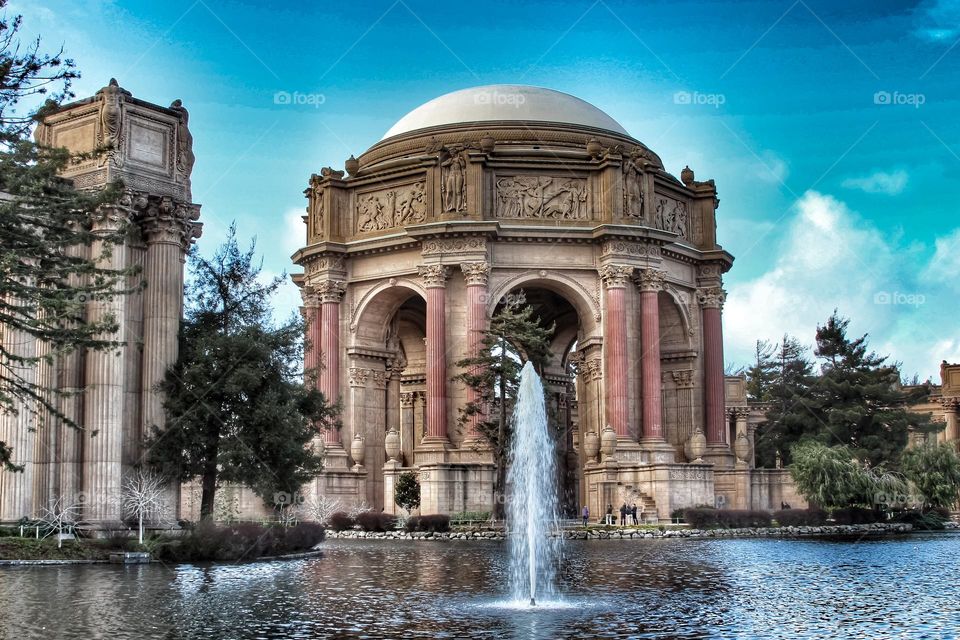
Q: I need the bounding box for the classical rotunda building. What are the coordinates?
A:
[292,85,801,519]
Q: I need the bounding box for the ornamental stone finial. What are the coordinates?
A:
[418,264,450,288]
[634,268,666,292]
[598,264,633,289]
[461,262,490,286]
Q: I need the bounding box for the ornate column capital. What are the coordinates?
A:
[90,204,132,234]
[697,286,726,310]
[461,262,491,286]
[634,267,666,292]
[400,391,416,408]
[419,264,450,288]
[348,367,370,388]
[300,288,320,308]
[671,369,695,388]
[598,264,634,289]
[943,397,960,413]
[316,279,346,304]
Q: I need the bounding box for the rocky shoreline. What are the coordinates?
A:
[324,521,957,542]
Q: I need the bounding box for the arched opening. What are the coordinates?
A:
[350,284,428,509]
[491,285,585,518]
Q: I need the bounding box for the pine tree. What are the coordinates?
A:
[453,291,554,519]
[745,339,777,402]
[809,311,938,468]
[144,227,338,519]
[754,335,816,467]
[1,4,130,470]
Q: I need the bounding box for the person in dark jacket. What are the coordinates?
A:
[619,503,627,526]
[605,503,613,525]
[631,503,638,525]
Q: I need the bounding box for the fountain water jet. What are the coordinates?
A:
[506,361,563,606]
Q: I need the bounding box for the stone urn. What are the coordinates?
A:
[599,424,617,461]
[687,428,707,462]
[734,432,752,465]
[350,433,365,468]
[586,138,602,158]
[480,133,496,154]
[384,428,401,462]
[345,154,360,176]
[583,430,600,463]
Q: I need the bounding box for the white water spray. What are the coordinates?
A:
[506,361,563,606]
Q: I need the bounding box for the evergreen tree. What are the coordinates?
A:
[754,335,815,467]
[453,291,553,519]
[144,227,338,519]
[745,339,777,402]
[1,3,130,470]
[809,312,937,467]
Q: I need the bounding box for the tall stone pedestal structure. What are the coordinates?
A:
[0,80,201,527]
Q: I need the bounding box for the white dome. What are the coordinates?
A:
[381,85,629,140]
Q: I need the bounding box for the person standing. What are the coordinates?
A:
[631,503,638,525]
[582,505,590,527]
[619,503,627,526]
[605,503,613,526]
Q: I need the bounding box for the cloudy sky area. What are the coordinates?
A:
[16,0,960,380]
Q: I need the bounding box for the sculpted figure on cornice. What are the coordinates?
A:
[97,79,126,167]
[169,99,195,185]
[622,155,644,221]
[356,181,426,233]
[440,146,468,213]
[655,196,688,239]
[306,173,324,238]
[495,176,588,220]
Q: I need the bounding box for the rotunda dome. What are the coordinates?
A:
[381,84,629,140]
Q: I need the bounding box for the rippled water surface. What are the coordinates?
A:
[2,534,960,639]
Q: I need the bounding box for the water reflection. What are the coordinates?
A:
[1,535,958,638]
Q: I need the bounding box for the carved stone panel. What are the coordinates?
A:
[440,147,468,213]
[495,176,588,220]
[654,196,688,239]
[356,181,426,233]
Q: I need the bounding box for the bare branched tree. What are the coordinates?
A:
[299,494,341,525]
[37,496,81,548]
[121,469,170,544]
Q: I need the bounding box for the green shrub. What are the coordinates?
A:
[327,512,354,532]
[832,507,883,525]
[450,511,491,524]
[774,508,827,527]
[154,521,325,562]
[356,512,397,532]
[404,514,450,533]
[891,509,947,530]
[682,507,772,528]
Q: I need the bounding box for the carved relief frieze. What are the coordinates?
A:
[420,236,486,256]
[600,240,661,259]
[356,181,426,233]
[654,196,689,239]
[495,176,588,220]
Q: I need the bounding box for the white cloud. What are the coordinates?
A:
[749,150,789,184]
[724,190,955,380]
[283,208,307,258]
[913,0,960,41]
[924,227,960,293]
[841,169,909,195]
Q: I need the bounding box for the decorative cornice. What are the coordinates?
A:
[418,264,450,288]
[461,262,491,286]
[598,264,633,289]
[634,268,666,292]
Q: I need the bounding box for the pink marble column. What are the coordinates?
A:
[317,280,345,445]
[302,291,322,381]
[699,287,727,445]
[636,268,666,441]
[461,262,490,440]
[419,265,450,443]
[599,265,632,438]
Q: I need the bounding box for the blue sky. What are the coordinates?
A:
[17,0,960,380]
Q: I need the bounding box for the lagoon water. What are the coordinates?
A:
[2,534,959,639]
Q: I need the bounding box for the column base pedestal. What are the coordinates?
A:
[702,443,735,469]
[323,443,350,470]
[417,437,450,464]
[639,438,677,464]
